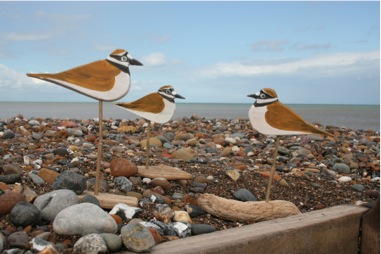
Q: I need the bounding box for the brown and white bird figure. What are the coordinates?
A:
[248,88,334,202]
[116,85,185,168]
[27,49,143,195]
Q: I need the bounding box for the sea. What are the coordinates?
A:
[0,102,379,131]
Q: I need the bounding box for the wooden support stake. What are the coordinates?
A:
[94,100,103,195]
[145,120,151,169]
[265,137,280,202]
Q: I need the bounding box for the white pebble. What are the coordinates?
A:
[338,176,352,183]
[142,178,151,184]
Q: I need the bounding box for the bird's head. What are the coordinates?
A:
[158,85,185,102]
[107,49,143,68]
[247,88,278,105]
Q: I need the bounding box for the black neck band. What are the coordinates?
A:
[106,60,130,75]
[159,93,175,103]
[254,99,278,107]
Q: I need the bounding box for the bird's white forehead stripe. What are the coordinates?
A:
[127,53,132,59]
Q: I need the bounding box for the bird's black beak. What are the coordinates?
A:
[130,58,143,66]
[175,94,185,99]
[247,93,258,99]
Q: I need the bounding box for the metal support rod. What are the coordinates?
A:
[94,100,103,195]
[265,136,280,202]
[145,120,151,169]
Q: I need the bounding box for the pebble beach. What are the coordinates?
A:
[0,114,379,253]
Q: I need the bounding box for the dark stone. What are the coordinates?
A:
[233,188,257,201]
[2,130,15,139]
[191,224,216,235]
[52,148,71,157]
[185,204,205,217]
[81,194,101,207]
[52,171,86,194]
[0,174,21,184]
[9,201,40,227]
[352,184,365,192]
[8,231,29,249]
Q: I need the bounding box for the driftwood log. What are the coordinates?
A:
[198,193,300,222]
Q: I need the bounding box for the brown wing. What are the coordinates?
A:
[266,102,333,136]
[117,93,165,114]
[27,60,120,92]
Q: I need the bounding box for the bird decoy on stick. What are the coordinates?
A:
[116,85,185,169]
[247,88,334,202]
[27,49,143,195]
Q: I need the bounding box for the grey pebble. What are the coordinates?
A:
[191,224,216,235]
[100,233,123,252]
[233,188,257,201]
[53,203,117,236]
[81,194,101,207]
[3,129,15,139]
[9,201,40,227]
[33,189,79,222]
[28,172,45,185]
[333,163,351,174]
[352,184,365,192]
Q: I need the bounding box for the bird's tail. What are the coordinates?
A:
[26,73,51,80]
[312,126,335,138]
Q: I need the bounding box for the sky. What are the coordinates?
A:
[0,1,379,105]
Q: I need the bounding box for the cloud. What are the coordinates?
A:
[250,40,289,52]
[0,64,29,90]
[198,51,380,78]
[142,52,167,67]
[290,42,333,51]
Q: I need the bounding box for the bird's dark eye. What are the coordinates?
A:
[121,56,128,62]
[260,93,266,98]
[165,90,171,94]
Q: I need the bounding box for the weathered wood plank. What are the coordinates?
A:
[138,165,193,180]
[78,191,138,209]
